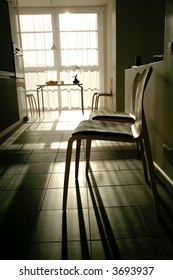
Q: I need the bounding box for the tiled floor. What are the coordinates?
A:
[0,110,173,260]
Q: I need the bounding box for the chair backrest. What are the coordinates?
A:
[133,66,153,137]
[130,72,141,116]
[109,78,113,95]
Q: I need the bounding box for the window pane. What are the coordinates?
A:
[23,50,54,67]
[61,50,98,66]
[21,33,53,50]
[60,32,98,49]
[20,15,52,32]
[35,33,53,49]
[23,51,37,67]
[59,14,97,31]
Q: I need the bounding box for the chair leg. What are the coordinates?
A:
[91,92,98,111]
[30,96,34,113]
[95,94,100,110]
[27,96,33,114]
[86,139,92,175]
[136,142,140,154]
[63,137,74,211]
[32,95,38,112]
[75,139,81,179]
[139,139,149,184]
[142,117,161,216]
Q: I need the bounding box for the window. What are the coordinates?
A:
[20,8,103,110]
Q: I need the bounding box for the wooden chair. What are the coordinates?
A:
[91,78,113,111]
[26,93,38,114]
[63,66,160,216]
[90,73,141,123]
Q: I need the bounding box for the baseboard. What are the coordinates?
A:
[0,118,24,138]
[154,162,173,188]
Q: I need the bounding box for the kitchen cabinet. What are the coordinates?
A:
[0,0,15,73]
[0,0,27,136]
[9,0,28,122]
[0,78,9,131]
[0,77,19,132]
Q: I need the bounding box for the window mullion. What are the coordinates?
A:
[53,9,62,81]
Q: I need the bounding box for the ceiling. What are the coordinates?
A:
[17,0,108,8]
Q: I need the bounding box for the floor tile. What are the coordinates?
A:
[48,173,87,189]
[26,153,56,162]
[6,174,51,190]
[0,189,46,211]
[137,206,168,237]
[89,206,149,240]
[89,160,119,171]
[127,184,153,205]
[116,159,143,170]
[0,153,30,163]
[19,162,54,174]
[90,240,112,260]
[32,210,62,242]
[65,209,90,241]
[88,170,124,186]
[117,237,173,260]
[27,242,62,260]
[0,175,14,190]
[0,164,22,175]
[38,135,63,144]
[121,170,146,185]
[42,187,88,210]
[0,211,38,259]
[104,207,149,239]
[67,241,90,260]
[52,161,85,174]
[88,185,135,208]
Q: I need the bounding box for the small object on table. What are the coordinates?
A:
[46,80,57,85]
[73,75,79,84]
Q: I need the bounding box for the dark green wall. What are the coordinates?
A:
[114,0,165,110]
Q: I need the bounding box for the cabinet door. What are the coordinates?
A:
[0,77,19,132]
[0,0,15,73]
[0,78,9,131]
[6,78,19,126]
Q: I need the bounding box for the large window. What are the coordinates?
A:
[20,8,103,110]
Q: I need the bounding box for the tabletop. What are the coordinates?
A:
[37,83,83,87]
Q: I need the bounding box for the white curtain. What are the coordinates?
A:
[19,8,103,110]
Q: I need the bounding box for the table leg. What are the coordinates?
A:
[41,87,44,113]
[79,85,84,114]
[37,87,41,116]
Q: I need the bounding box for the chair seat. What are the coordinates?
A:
[90,110,135,122]
[72,120,133,137]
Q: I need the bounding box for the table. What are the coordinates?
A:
[36,83,84,116]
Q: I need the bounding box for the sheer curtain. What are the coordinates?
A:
[19,7,104,110]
